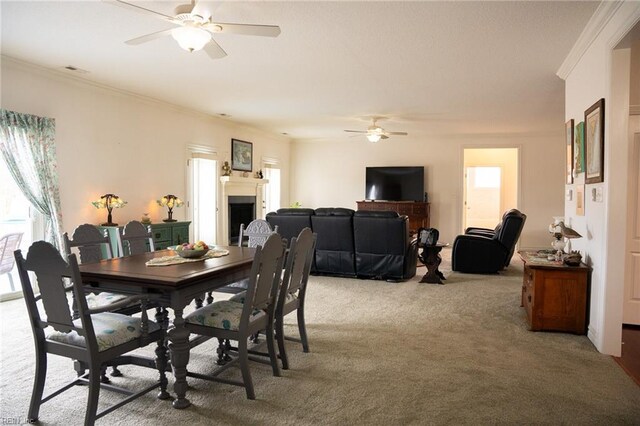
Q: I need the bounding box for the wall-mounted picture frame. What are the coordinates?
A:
[566,119,574,184]
[231,139,253,172]
[584,98,605,184]
[574,121,584,176]
[576,184,585,216]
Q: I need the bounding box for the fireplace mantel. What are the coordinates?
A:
[219,176,269,245]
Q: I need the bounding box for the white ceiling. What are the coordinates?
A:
[1,1,598,140]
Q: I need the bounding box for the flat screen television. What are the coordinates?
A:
[365,166,424,201]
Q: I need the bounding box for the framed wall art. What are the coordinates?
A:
[574,121,584,176]
[566,119,574,184]
[231,139,253,172]
[576,185,585,216]
[584,98,605,184]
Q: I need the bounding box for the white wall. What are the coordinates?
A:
[290,133,563,249]
[560,2,640,355]
[0,58,291,244]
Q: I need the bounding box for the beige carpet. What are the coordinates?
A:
[2,250,640,425]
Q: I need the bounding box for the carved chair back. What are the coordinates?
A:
[239,219,279,248]
[118,221,154,256]
[63,224,112,264]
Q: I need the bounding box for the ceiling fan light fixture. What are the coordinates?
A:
[367,134,382,143]
[171,26,211,52]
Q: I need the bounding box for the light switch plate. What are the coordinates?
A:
[592,187,604,202]
[565,189,573,201]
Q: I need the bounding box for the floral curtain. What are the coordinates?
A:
[0,109,64,249]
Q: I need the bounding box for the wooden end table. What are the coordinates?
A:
[418,242,448,284]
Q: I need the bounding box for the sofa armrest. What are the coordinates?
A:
[465,226,495,235]
[403,238,418,279]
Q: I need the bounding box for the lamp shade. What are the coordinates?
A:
[171,26,211,52]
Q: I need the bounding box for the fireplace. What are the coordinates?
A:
[219,175,267,246]
[228,196,256,245]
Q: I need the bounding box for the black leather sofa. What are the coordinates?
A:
[451,209,527,273]
[266,208,417,281]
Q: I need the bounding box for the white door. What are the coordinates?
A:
[263,167,281,215]
[623,130,640,324]
[188,157,217,245]
[464,166,502,230]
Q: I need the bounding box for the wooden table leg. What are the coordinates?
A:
[168,305,191,409]
[419,246,445,284]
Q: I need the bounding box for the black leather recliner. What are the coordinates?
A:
[464,208,523,266]
[353,211,418,281]
[452,209,526,273]
[311,208,356,276]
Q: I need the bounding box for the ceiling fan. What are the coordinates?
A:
[105,0,281,59]
[344,118,409,142]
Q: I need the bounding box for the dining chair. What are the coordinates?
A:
[230,227,316,370]
[114,221,168,362]
[64,224,159,378]
[64,224,129,309]
[117,220,154,257]
[14,241,167,425]
[184,232,286,400]
[0,232,23,292]
[274,228,316,369]
[214,219,279,295]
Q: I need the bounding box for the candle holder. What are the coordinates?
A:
[157,194,184,222]
[91,194,127,226]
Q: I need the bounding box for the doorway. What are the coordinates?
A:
[462,148,519,232]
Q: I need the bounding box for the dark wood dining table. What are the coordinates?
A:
[78,246,256,409]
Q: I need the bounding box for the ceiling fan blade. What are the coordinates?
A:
[103,0,178,23]
[205,22,281,37]
[344,130,367,133]
[125,29,174,45]
[204,39,227,59]
[380,134,390,140]
[387,132,408,136]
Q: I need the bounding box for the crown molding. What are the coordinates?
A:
[556,1,625,80]
[1,55,291,144]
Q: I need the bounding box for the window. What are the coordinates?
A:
[473,167,501,188]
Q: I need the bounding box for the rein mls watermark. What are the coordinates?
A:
[1,417,36,425]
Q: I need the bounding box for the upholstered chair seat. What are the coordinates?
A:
[47,312,161,352]
[185,300,266,331]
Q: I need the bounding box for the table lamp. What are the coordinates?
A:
[157,194,183,222]
[91,194,127,226]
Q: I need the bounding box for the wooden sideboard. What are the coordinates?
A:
[519,251,591,335]
[356,201,430,232]
[98,221,191,256]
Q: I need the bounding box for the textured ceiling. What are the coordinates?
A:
[1,1,598,140]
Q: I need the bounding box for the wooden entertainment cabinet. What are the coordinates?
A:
[356,201,430,232]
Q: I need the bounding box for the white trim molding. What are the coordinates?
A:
[557,1,625,80]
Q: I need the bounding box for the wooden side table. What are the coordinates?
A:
[519,251,592,334]
[418,243,448,284]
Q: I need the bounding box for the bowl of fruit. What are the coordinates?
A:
[175,241,210,258]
